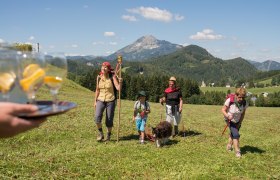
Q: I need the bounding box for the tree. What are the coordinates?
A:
[13,43,33,52]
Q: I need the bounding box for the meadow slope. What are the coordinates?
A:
[0,79,279,179]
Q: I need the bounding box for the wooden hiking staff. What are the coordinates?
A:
[180,112,186,137]
[221,119,230,136]
[116,55,122,142]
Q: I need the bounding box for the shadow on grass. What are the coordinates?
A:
[178,130,202,137]
[165,139,179,146]
[119,134,139,141]
[240,145,266,154]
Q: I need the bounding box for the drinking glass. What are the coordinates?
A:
[44,52,67,109]
[18,51,46,104]
[0,49,17,101]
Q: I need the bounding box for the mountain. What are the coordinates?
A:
[248,60,280,71]
[106,35,183,61]
[122,45,258,84]
[66,55,98,61]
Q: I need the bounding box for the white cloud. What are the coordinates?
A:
[104,32,116,37]
[92,41,104,45]
[0,39,5,43]
[65,53,83,56]
[29,36,35,41]
[127,6,172,22]
[181,42,189,47]
[105,51,115,55]
[174,14,184,21]
[122,15,137,21]
[190,29,224,40]
[109,42,117,45]
[71,44,78,48]
[24,42,32,45]
[260,48,269,52]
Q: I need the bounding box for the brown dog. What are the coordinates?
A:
[152,121,172,147]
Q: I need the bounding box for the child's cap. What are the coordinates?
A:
[137,90,147,98]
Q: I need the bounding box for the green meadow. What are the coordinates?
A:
[0,79,279,179]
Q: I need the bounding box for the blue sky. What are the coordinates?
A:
[1,0,280,62]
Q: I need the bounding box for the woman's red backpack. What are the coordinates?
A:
[226,93,236,104]
[226,93,246,107]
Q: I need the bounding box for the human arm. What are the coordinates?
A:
[0,103,46,138]
[94,76,100,109]
[159,96,166,105]
[179,97,183,113]
[113,75,122,91]
[221,105,233,120]
[94,89,100,110]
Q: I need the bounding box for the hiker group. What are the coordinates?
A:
[94,61,248,158]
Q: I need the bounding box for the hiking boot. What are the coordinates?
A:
[235,151,241,158]
[96,133,104,142]
[105,135,111,141]
[172,126,179,138]
[226,144,233,151]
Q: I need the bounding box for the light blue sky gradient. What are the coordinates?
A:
[1,0,279,62]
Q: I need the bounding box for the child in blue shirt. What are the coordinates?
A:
[133,91,151,144]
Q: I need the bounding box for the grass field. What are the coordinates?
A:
[0,79,279,179]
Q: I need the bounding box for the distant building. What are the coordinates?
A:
[225,83,231,88]
[86,62,94,66]
[201,81,206,87]
[247,92,252,96]
[209,83,215,87]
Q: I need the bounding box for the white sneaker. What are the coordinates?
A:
[236,151,241,158]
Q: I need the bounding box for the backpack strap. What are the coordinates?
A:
[136,100,147,111]
[109,76,117,99]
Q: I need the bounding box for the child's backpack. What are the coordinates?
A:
[136,100,148,111]
[226,93,235,104]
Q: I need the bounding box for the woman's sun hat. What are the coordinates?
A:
[169,76,176,81]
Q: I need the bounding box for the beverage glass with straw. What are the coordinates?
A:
[0,48,17,101]
[44,52,67,109]
[18,51,46,104]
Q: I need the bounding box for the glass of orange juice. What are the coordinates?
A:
[44,52,67,109]
[0,48,17,101]
[18,51,45,104]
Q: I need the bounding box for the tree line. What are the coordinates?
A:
[67,60,280,107]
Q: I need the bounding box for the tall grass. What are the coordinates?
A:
[0,79,279,179]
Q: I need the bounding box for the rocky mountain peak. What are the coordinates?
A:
[131,35,159,50]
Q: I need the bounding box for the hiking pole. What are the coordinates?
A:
[116,55,122,142]
[160,104,164,121]
[180,112,186,137]
[221,119,230,136]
